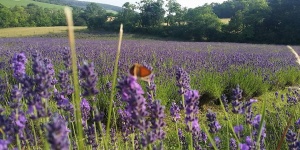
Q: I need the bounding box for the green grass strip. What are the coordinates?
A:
[64,7,84,150]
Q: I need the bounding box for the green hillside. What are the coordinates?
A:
[0,0,65,9]
[0,0,118,13]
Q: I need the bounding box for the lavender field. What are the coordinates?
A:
[0,36,300,150]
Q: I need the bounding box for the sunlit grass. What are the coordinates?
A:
[0,26,87,38]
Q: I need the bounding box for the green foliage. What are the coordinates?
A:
[0,0,64,9]
[192,71,226,104]
[184,5,222,41]
[0,3,66,28]
[138,0,166,27]
[227,68,269,98]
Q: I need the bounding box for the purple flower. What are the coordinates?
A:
[58,70,73,96]
[80,98,91,124]
[178,128,187,149]
[251,115,266,149]
[286,129,298,149]
[275,91,279,99]
[117,76,144,102]
[214,136,221,149]
[45,113,70,150]
[62,47,71,70]
[206,110,221,133]
[148,100,166,143]
[118,109,132,142]
[184,90,200,131]
[31,53,55,99]
[230,138,237,150]
[176,67,191,95]
[252,115,261,129]
[84,124,98,148]
[232,85,243,100]
[110,128,117,149]
[295,118,300,130]
[117,76,149,146]
[105,81,112,92]
[79,61,99,97]
[10,85,23,109]
[11,52,27,80]
[0,140,10,150]
[209,136,221,149]
[234,125,244,138]
[221,94,229,112]
[239,143,249,150]
[170,102,180,122]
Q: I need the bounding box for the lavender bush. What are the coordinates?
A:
[0,36,299,150]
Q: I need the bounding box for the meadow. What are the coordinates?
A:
[0,25,299,150]
[0,26,87,38]
[0,0,65,9]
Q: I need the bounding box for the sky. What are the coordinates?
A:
[79,0,226,8]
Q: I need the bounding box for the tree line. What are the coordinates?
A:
[1,0,299,44]
[0,3,67,27]
[103,0,300,44]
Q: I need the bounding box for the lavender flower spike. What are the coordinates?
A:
[11,52,27,81]
[184,90,200,131]
[170,102,180,122]
[45,113,70,150]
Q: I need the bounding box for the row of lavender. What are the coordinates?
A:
[0,37,300,149]
[1,38,300,75]
[4,50,300,150]
[2,38,300,101]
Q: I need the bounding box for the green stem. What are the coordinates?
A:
[64,7,84,150]
[131,133,135,150]
[30,120,38,149]
[106,24,123,149]
[16,133,22,150]
[175,122,181,149]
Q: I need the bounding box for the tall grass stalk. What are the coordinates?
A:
[218,98,240,144]
[256,96,266,150]
[276,115,293,150]
[106,24,123,146]
[202,124,218,150]
[64,7,84,150]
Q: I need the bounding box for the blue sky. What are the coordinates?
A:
[79,0,226,8]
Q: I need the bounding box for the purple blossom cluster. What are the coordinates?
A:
[117,75,166,148]
[45,113,70,150]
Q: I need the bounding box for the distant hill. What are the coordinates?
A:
[0,0,122,13]
[0,0,65,9]
[32,0,121,13]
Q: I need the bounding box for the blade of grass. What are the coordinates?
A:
[106,24,123,143]
[202,124,218,150]
[256,96,266,149]
[218,98,240,144]
[64,7,84,150]
[276,114,293,150]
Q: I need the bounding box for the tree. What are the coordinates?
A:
[138,0,165,27]
[0,5,13,28]
[117,2,139,30]
[265,0,300,44]
[184,5,222,41]
[165,0,182,26]
[224,0,270,42]
[83,3,107,29]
